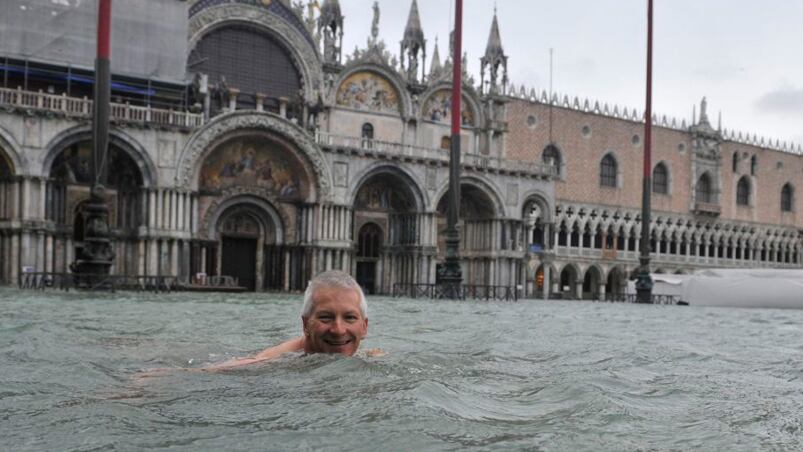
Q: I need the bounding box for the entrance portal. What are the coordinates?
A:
[356,223,382,294]
[356,261,376,295]
[222,236,257,290]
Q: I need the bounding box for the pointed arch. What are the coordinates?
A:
[695,172,713,204]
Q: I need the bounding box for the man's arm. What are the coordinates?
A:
[205,336,305,370]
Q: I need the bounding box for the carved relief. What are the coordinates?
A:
[198,186,296,242]
[334,161,348,187]
[157,139,176,168]
[506,183,519,206]
[426,166,437,190]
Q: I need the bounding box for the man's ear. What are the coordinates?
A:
[302,316,310,336]
[362,318,369,337]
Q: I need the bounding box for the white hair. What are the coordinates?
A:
[301,270,367,318]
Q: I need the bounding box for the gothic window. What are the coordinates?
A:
[542,145,562,175]
[600,154,617,187]
[750,155,758,176]
[781,183,794,212]
[736,176,751,206]
[732,152,739,173]
[652,163,669,194]
[696,173,713,203]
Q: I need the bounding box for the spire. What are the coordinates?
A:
[403,0,424,46]
[480,9,507,94]
[318,0,344,64]
[400,0,426,82]
[484,11,504,63]
[429,36,442,79]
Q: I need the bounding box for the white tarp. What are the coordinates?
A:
[628,269,803,309]
[1,0,188,83]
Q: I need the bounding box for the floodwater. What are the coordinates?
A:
[1,288,802,451]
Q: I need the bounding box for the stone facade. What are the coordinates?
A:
[0,0,553,294]
[0,0,798,298]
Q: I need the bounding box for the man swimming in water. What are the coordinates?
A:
[209,270,378,369]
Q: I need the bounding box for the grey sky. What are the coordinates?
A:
[339,0,803,145]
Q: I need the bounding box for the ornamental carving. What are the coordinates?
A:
[188,4,323,102]
[176,111,332,200]
[198,186,296,242]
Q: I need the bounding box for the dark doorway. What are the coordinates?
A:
[356,261,376,295]
[222,236,257,290]
[356,223,382,294]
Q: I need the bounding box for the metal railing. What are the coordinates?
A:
[316,131,558,178]
[18,272,177,292]
[392,283,519,301]
[603,292,683,305]
[0,87,204,128]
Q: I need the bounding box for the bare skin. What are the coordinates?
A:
[136,287,383,378]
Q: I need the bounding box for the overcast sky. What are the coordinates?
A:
[338,0,803,146]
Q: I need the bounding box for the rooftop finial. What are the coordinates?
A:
[400,0,426,82]
[480,9,507,94]
[371,1,380,42]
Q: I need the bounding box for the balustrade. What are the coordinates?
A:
[0,86,204,128]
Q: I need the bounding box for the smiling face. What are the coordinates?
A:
[302,286,368,356]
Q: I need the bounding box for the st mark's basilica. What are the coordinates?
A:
[0,0,800,299]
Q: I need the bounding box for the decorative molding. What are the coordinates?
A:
[199,188,294,243]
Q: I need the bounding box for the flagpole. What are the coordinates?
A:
[636,0,654,303]
[436,0,464,299]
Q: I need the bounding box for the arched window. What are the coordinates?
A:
[732,152,739,173]
[361,123,374,148]
[696,173,713,203]
[361,123,374,139]
[652,163,669,194]
[600,154,617,187]
[781,183,794,212]
[542,144,562,175]
[736,176,751,206]
[190,25,302,109]
[750,155,757,176]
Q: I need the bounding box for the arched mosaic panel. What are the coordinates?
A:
[423,90,475,126]
[199,136,309,202]
[336,71,400,114]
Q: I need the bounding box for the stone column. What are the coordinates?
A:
[255,93,265,112]
[598,282,606,301]
[544,264,551,301]
[228,88,239,111]
[279,97,289,118]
